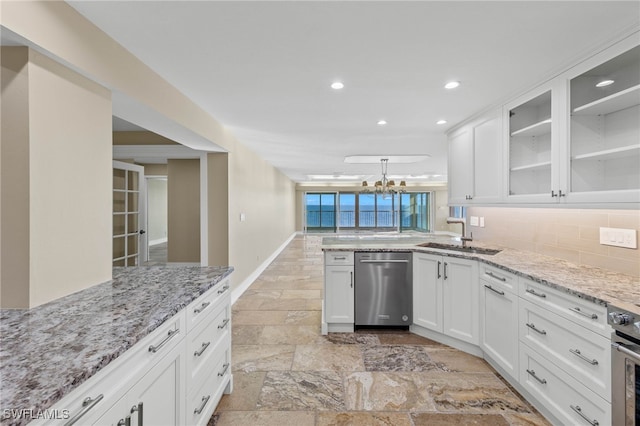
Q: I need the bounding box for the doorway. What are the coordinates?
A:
[146,176,168,263]
[112,161,147,266]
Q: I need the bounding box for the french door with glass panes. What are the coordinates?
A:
[113,161,147,266]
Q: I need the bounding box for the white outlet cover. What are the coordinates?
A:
[469,216,479,227]
[480,217,485,228]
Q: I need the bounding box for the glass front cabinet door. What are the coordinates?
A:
[567,41,640,203]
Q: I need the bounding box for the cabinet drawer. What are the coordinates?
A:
[519,277,608,337]
[186,279,231,331]
[519,344,610,426]
[519,299,610,400]
[39,312,186,425]
[187,301,231,391]
[325,251,354,266]
[186,345,231,426]
[479,263,517,294]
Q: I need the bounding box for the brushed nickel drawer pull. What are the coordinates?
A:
[64,394,104,426]
[131,402,143,426]
[333,256,347,260]
[149,328,179,353]
[437,261,442,279]
[525,288,546,298]
[569,306,598,320]
[194,341,211,357]
[569,348,598,365]
[218,362,230,377]
[484,284,505,296]
[486,271,506,282]
[217,285,230,294]
[194,301,210,314]
[526,369,547,385]
[218,318,230,329]
[526,322,547,335]
[570,405,599,426]
[194,395,211,415]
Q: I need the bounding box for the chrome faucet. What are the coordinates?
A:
[447,217,473,247]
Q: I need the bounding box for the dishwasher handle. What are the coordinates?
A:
[359,259,410,264]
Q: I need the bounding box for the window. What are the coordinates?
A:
[305,193,336,232]
[305,191,432,233]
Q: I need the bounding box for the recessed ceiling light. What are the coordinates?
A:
[436,120,447,125]
[596,79,614,87]
[377,120,387,126]
[444,81,460,89]
[331,81,344,90]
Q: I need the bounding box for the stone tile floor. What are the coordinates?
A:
[210,235,551,425]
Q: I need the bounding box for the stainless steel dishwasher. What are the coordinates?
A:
[354,252,412,327]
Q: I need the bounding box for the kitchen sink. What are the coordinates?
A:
[416,242,502,256]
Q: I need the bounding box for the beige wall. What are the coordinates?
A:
[113,131,178,146]
[167,159,200,262]
[294,184,449,233]
[228,137,296,286]
[1,47,112,308]
[142,164,168,176]
[468,206,640,277]
[207,153,229,267]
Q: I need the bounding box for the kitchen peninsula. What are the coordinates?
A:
[0,266,233,426]
[321,233,640,425]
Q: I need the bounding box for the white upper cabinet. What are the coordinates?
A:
[565,38,640,203]
[448,108,503,205]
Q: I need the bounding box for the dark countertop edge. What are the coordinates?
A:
[322,245,638,310]
[0,266,234,425]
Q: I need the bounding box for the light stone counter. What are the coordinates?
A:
[0,266,233,426]
[322,234,640,315]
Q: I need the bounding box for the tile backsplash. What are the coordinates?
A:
[468,207,640,277]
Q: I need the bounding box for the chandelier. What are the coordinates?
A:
[361,159,406,194]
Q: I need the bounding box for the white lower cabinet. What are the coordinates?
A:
[412,253,478,345]
[479,269,519,379]
[520,344,610,426]
[323,251,354,332]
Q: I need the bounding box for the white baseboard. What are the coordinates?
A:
[231,232,298,305]
[149,238,168,246]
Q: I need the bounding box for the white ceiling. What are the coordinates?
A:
[66,1,639,183]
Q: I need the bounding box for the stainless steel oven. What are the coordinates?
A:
[609,306,640,426]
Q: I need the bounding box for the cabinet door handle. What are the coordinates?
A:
[131,402,143,426]
[485,271,506,282]
[194,395,211,415]
[526,322,547,335]
[559,190,566,197]
[334,256,346,260]
[569,348,598,365]
[218,318,230,329]
[526,369,547,385]
[194,341,211,357]
[218,362,230,377]
[443,262,448,280]
[525,288,546,298]
[484,284,505,296]
[569,306,598,320]
[117,419,126,426]
[350,271,353,288]
[570,405,599,426]
[194,301,210,314]
[64,394,104,425]
[217,284,230,294]
[148,328,179,353]
[437,261,442,279]
[551,190,558,197]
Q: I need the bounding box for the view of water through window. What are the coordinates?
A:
[305,192,431,232]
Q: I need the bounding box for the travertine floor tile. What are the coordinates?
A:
[259,325,321,345]
[232,344,294,372]
[215,371,265,411]
[232,310,288,325]
[411,412,510,426]
[375,332,445,346]
[292,344,365,371]
[211,411,315,426]
[322,333,381,345]
[317,412,413,426]
[502,412,553,426]
[285,310,322,325]
[344,372,436,411]
[425,348,494,373]
[362,345,439,372]
[258,298,311,310]
[258,371,345,410]
[280,289,322,299]
[231,325,263,345]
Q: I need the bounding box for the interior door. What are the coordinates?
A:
[113,161,147,266]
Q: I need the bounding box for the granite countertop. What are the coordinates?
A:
[0,265,233,426]
[322,234,640,315]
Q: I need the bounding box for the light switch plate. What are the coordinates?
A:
[240,213,246,222]
[480,217,485,228]
[599,227,637,248]
[469,216,479,227]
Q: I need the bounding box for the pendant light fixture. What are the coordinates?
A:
[361,159,406,194]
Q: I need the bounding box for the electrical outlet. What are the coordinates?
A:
[480,217,485,228]
[599,227,637,249]
[470,216,479,227]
